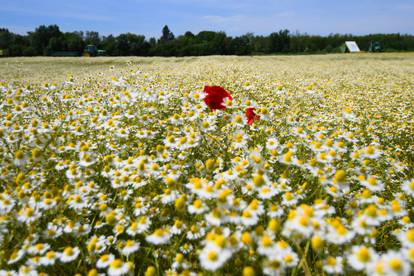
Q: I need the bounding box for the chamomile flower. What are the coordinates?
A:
[60,246,80,263]
[171,219,185,235]
[397,228,414,248]
[240,210,259,227]
[348,245,378,271]
[7,249,25,265]
[402,179,414,197]
[17,207,41,223]
[97,254,115,269]
[199,248,232,271]
[281,192,298,206]
[160,189,179,204]
[107,259,133,276]
[27,243,50,255]
[17,266,37,276]
[360,175,384,192]
[188,199,208,214]
[40,250,59,266]
[186,224,205,240]
[363,145,382,159]
[371,251,410,276]
[146,228,171,245]
[120,240,140,256]
[266,137,281,151]
[257,235,276,256]
[263,259,282,275]
[205,208,225,226]
[323,256,343,274]
[325,221,355,245]
[232,131,248,149]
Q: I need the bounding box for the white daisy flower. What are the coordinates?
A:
[402,179,414,197]
[107,259,133,276]
[199,248,232,271]
[60,247,80,263]
[27,243,50,255]
[40,251,59,266]
[120,240,140,256]
[96,254,115,269]
[323,256,343,274]
[348,246,378,271]
[146,228,171,245]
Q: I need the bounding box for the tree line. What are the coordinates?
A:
[1,24,414,56]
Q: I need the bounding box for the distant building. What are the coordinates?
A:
[341,41,361,53]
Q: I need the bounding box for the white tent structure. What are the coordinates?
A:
[344,41,361,52]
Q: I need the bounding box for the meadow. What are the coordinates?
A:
[0,53,413,275]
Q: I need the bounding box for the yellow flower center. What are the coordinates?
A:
[110,259,123,269]
[356,247,371,263]
[406,229,414,242]
[365,205,377,217]
[283,151,293,162]
[284,254,293,263]
[253,174,265,187]
[243,210,252,218]
[100,255,109,262]
[407,248,414,261]
[15,150,24,159]
[126,240,135,247]
[366,146,375,155]
[202,121,210,128]
[46,251,55,259]
[389,258,402,271]
[333,170,346,183]
[234,115,243,123]
[299,216,309,227]
[215,235,226,248]
[241,232,252,245]
[235,133,244,142]
[326,256,336,266]
[367,177,377,186]
[154,229,164,237]
[285,192,293,201]
[207,251,218,261]
[64,247,74,256]
[35,243,44,251]
[193,200,202,208]
[336,225,347,236]
[261,236,272,247]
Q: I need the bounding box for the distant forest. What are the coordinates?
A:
[1,24,414,56]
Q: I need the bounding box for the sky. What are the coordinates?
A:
[1,0,414,38]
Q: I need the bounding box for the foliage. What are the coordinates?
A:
[1,25,414,57]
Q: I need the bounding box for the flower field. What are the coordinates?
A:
[0,54,413,275]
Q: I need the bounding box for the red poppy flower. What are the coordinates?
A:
[246,107,260,125]
[203,86,233,110]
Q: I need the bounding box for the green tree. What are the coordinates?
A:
[0,28,13,50]
[84,31,101,46]
[63,32,84,52]
[160,25,175,43]
[29,24,62,55]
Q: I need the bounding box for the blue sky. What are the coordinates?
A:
[1,0,413,38]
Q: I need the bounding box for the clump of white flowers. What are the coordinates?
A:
[0,57,413,275]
